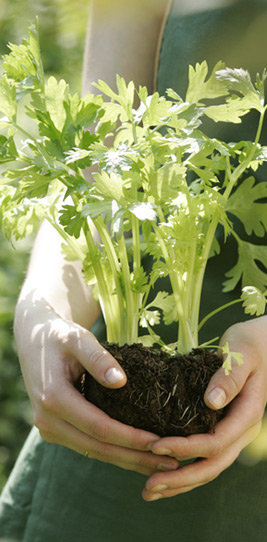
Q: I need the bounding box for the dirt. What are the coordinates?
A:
[76,343,224,437]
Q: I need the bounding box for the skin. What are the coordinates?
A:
[14,0,267,500]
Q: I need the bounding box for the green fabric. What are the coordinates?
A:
[1,1,267,540]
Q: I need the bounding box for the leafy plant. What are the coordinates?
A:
[1,21,267,372]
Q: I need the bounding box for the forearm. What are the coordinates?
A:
[16,220,100,330]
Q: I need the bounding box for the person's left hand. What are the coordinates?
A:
[142,316,267,501]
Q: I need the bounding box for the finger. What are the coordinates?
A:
[38,415,179,476]
[143,422,261,499]
[142,484,201,501]
[57,320,127,388]
[204,327,259,410]
[42,377,179,457]
[149,373,263,460]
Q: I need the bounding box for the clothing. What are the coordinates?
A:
[1,1,267,540]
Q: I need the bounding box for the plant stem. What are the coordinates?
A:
[83,222,120,342]
[92,217,126,343]
[198,298,241,332]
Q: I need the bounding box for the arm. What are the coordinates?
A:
[14,0,178,476]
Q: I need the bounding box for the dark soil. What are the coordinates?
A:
[76,343,224,437]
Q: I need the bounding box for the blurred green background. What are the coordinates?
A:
[0,0,90,491]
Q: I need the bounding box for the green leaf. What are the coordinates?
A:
[74,93,103,127]
[45,76,68,132]
[0,75,17,122]
[216,67,263,113]
[223,240,267,292]
[130,266,148,293]
[186,61,228,103]
[221,341,244,376]
[145,291,178,325]
[1,19,41,84]
[241,286,267,316]
[59,205,84,238]
[0,134,18,163]
[14,171,54,201]
[140,309,160,328]
[142,93,172,128]
[137,334,161,347]
[148,162,187,205]
[92,170,124,204]
[128,202,157,222]
[226,177,267,237]
[205,67,264,123]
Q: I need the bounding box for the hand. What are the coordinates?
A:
[142,316,267,501]
[14,295,178,476]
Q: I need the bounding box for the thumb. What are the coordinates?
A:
[204,326,253,410]
[62,322,127,389]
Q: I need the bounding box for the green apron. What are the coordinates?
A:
[1,1,267,540]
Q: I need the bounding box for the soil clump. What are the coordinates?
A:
[77,342,224,437]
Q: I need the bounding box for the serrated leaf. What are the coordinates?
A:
[93,170,124,202]
[137,334,161,347]
[148,162,187,205]
[186,61,228,103]
[205,98,251,124]
[0,75,17,122]
[130,266,148,293]
[206,67,263,122]
[221,341,244,376]
[59,205,84,238]
[74,93,103,127]
[142,93,172,128]
[216,67,263,112]
[241,286,267,316]
[45,76,68,132]
[226,177,267,237]
[223,240,267,292]
[2,19,41,84]
[140,309,160,328]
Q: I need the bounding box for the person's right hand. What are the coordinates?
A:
[14,297,178,476]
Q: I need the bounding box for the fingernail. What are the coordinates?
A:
[149,493,163,501]
[157,463,178,472]
[151,484,169,492]
[105,367,125,384]
[208,387,226,408]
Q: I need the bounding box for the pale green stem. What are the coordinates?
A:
[198,298,242,332]
[93,217,127,342]
[83,222,120,342]
[190,209,221,344]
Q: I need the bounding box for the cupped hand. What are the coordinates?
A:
[14,297,178,476]
[143,316,267,501]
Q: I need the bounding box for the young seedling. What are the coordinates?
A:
[1,21,267,435]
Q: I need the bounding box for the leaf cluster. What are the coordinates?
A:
[1,25,267,352]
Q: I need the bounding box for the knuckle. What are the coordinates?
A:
[39,389,60,415]
[88,347,107,373]
[33,413,55,443]
[38,428,56,444]
[89,419,111,443]
[208,438,224,458]
[65,328,80,347]
[88,441,112,464]
[225,373,241,398]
